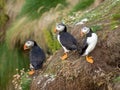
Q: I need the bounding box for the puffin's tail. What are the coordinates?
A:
[70,43,83,55]
[70,45,78,50]
[73,42,84,56]
[78,45,87,56]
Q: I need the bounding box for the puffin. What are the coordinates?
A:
[80,27,98,63]
[24,40,46,75]
[54,23,78,60]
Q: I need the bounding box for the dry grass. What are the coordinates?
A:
[5,0,25,21]
[6,12,55,52]
[6,3,71,52]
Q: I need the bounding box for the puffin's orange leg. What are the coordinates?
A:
[60,53,68,60]
[28,69,35,75]
[86,56,94,64]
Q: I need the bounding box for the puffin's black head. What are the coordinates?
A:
[80,27,92,37]
[24,40,37,50]
[54,23,67,33]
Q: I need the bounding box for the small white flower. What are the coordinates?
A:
[44,74,49,77]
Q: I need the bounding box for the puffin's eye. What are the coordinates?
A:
[57,26,60,28]
[27,42,30,45]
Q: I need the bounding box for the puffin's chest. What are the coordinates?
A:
[86,33,97,44]
[57,34,61,44]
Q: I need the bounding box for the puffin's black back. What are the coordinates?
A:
[30,45,46,70]
[59,32,78,50]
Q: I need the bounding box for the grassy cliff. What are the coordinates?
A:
[2,0,119,90]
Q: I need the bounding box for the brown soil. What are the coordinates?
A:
[30,26,120,90]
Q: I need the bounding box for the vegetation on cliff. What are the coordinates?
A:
[30,0,120,90]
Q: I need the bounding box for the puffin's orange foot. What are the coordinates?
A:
[86,56,94,64]
[60,53,68,60]
[28,70,35,75]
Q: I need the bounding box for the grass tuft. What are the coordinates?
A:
[12,68,32,90]
[113,76,120,83]
[72,0,95,12]
[19,0,67,19]
[0,44,29,90]
[43,29,61,54]
[91,25,103,32]
[112,13,120,20]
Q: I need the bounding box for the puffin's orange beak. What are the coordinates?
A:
[24,44,28,50]
[54,29,57,33]
[80,31,85,37]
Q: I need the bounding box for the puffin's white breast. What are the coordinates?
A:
[87,33,98,45]
[82,33,98,56]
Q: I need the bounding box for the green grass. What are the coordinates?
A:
[113,76,120,83]
[19,0,67,19]
[66,0,120,25]
[91,25,103,32]
[21,73,32,90]
[0,43,29,90]
[12,69,32,90]
[43,29,61,54]
[112,13,120,20]
[72,0,95,12]
[110,21,120,30]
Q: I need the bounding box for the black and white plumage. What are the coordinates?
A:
[55,23,78,60]
[80,27,98,63]
[24,40,46,72]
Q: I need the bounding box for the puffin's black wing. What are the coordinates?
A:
[60,32,77,50]
[80,38,88,55]
[30,46,46,70]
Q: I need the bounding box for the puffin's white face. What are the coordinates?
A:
[80,27,90,37]
[81,27,90,34]
[24,40,34,50]
[56,24,65,32]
